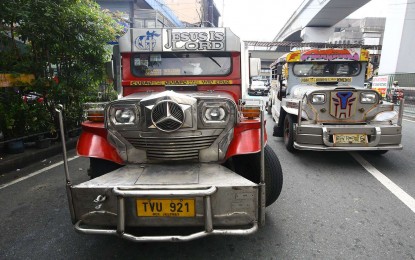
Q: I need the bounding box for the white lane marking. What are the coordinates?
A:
[0,156,79,190]
[351,152,415,213]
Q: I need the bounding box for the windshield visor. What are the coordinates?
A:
[131,52,231,77]
[293,62,361,77]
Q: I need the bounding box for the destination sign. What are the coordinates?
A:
[300,77,352,83]
[130,79,234,86]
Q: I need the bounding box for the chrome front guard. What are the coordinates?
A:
[73,184,258,242]
[293,100,404,151]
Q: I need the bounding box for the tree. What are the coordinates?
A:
[0,0,123,138]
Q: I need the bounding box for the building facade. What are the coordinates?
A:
[97,0,183,28]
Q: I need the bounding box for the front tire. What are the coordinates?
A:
[283,114,296,153]
[231,145,283,206]
[266,101,272,115]
[88,158,122,179]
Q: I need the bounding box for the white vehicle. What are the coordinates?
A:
[267,48,403,153]
[248,81,269,96]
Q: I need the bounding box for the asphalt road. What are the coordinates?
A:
[1,102,414,259]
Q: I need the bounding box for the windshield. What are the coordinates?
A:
[293,62,361,77]
[131,52,231,77]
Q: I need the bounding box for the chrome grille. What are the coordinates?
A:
[126,135,219,161]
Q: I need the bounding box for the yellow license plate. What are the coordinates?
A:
[334,134,367,144]
[136,199,195,217]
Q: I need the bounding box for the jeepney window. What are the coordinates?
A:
[293,62,361,77]
[131,52,231,77]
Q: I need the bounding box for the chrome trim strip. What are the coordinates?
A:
[113,186,217,197]
[74,219,258,242]
[294,142,403,151]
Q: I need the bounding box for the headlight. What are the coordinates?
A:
[115,108,135,123]
[373,111,397,122]
[360,92,377,104]
[205,107,226,121]
[311,93,325,104]
[200,101,230,126]
[109,104,138,126]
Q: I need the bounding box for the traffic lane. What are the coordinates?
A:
[0,155,91,259]
[358,119,415,199]
[265,115,415,259]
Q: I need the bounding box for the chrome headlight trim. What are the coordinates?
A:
[310,93,326,104]
[360,92,378,104]
[108,103,139,128]
[199,101,231,127]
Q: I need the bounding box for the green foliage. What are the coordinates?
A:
[0,89,28,138]
[0,0,123,138]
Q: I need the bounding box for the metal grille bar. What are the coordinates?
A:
[125,135,219,160]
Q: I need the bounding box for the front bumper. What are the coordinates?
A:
[70,163,260,242]
[294,124,403,151]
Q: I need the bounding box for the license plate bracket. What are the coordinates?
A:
[136,198,195,217]
[334,134,368,144]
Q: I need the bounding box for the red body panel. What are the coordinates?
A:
[77,122,124,165]
[226,120,268,158]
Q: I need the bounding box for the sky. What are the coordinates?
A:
[214,0,389,41]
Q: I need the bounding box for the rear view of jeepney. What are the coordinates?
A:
[268,48,403,153]
[59,28,283,242]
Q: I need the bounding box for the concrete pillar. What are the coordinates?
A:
[379,0,415,74]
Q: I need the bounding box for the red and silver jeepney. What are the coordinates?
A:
[267,48,403,153]
[58,28,283,242]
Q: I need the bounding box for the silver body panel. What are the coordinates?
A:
[295,124,402,151]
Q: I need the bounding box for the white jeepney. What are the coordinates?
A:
[267,48,403,153]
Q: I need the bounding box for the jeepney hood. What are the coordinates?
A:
[285,84,396,123]
[105,90,239,164]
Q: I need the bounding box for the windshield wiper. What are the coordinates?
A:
[209,57,222,68]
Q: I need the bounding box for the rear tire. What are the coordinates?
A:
[266,101,272,115]
[88,158,122,179]
[283,114,296,153]
[231,145,283,206]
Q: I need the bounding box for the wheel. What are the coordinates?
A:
[283,114,296,153]
[273,124,283,137]
[88,158,122,179]
[230,145,283,206]
[266,101,272,115]
[267,104,272,115]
